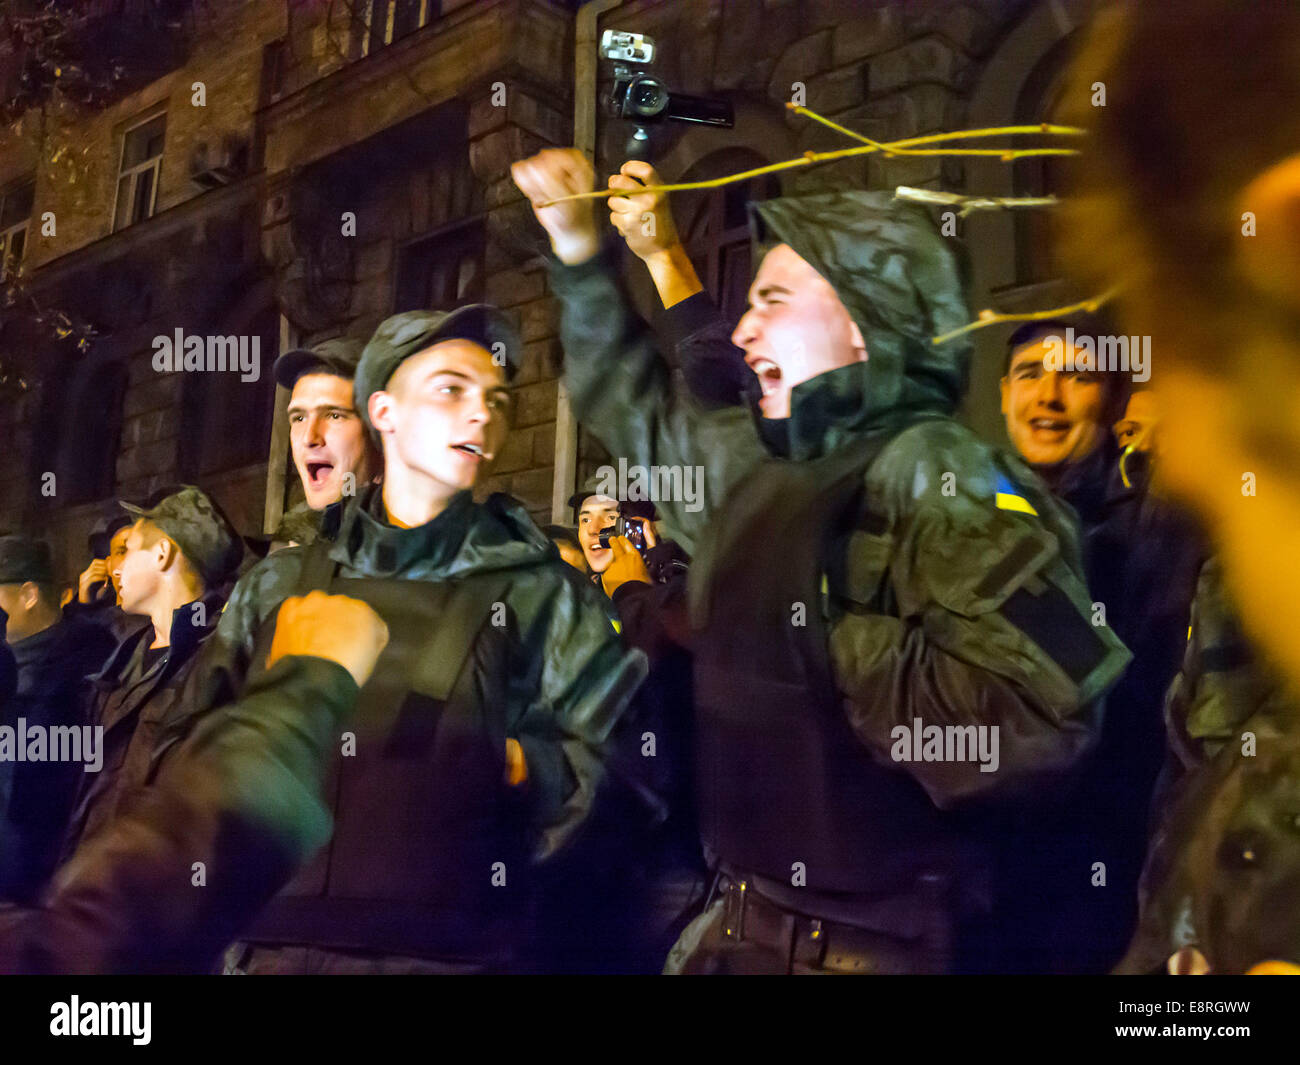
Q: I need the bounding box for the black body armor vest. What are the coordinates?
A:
[242,538,526,962]
[693,431,982,895]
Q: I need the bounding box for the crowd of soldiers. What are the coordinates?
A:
[0,0,1297,976]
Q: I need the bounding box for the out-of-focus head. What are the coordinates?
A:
[1066,0,1300,684]
[1114,388,1157,453]
[0,535,59,643]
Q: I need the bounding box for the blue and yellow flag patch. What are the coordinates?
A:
[994,471,1038,517]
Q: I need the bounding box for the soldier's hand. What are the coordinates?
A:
[77,558,110,604]
[601,535,652,597]
[510,148,600,265]
[267,591,390,688]
[608,161,681,262]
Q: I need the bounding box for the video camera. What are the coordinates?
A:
[600,30,734,157]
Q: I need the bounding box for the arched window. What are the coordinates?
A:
[675,148,780,322]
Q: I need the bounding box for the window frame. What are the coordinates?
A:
[113,107,168,232]
[0,177,34,279]
[360,0,433,57]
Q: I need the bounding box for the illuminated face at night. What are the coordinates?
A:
[368,339,510,497]
[577,495,620,574]
[1000,335,1108,469]
[731,244,868,419]
[287,372,375,510]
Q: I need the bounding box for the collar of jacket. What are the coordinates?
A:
[9,616,67,671]
[318,484,550,580]
[90,589,224,689]
[1035,435,1121,528]
[762,358,946,462]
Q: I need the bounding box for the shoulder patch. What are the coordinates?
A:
[994,471,1038,517]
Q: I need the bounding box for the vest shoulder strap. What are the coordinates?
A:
[294,535,339,595]
[409,571,515,703]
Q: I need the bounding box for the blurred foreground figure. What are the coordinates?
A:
[1068,0,1300,972]
[515,148,1129,974]
[0,593,388,974]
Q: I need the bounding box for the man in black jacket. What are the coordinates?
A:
[58,486,242,867]
[0,536,116,902]
[996,322,1207,972]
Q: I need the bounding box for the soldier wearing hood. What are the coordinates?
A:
[165,305,645,974]
[513,148,1131,973]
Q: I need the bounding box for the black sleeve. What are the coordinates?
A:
[610,573,692,665]
[0,655,359,974]
[657,290,760,410]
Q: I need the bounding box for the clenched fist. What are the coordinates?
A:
[510,148,601,265]
[267,591,390,689]
[607,160,681,262]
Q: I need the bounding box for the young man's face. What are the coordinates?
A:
[1000,336,1108,468]
[370,339,509,496]
[106,525,130,600]
[731,243,868,419]
[115,521,168,616]
[1114,390,1158,453]
[577,495,620,574]
[288,372,374,510]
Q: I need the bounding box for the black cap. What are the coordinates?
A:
[0,535,54,585]
[355,305,521,430]
[119,485,244,587]
[566,481,658,523]
[273,337,366,390]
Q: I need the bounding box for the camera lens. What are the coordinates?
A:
[628,76,668,118]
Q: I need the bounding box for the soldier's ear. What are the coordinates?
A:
[155,536,179,573]
[999,376,1011,415]
[849,319,868,362]
[1236,151,1300,311]
[368,390,397,435]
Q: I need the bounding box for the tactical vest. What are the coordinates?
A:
[693,427,985,895]
[241,537,527,962]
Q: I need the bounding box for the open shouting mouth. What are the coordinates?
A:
[306,461,335,488]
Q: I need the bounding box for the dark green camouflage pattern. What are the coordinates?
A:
[1120,557,1300,972]
[120,484,243,587]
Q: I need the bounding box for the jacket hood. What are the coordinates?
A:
[321,485,554,580]
[749,190,973,457]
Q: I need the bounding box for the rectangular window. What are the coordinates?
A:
[0,178,35,278]
[114,110,166,231]
[395,219,486,314]
[360,0,437,57]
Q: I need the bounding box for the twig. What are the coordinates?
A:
[535,110,1082,207]
[894,186,1059,216]
[930,286,1123,346]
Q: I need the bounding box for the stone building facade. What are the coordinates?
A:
[0,0,1094,582]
